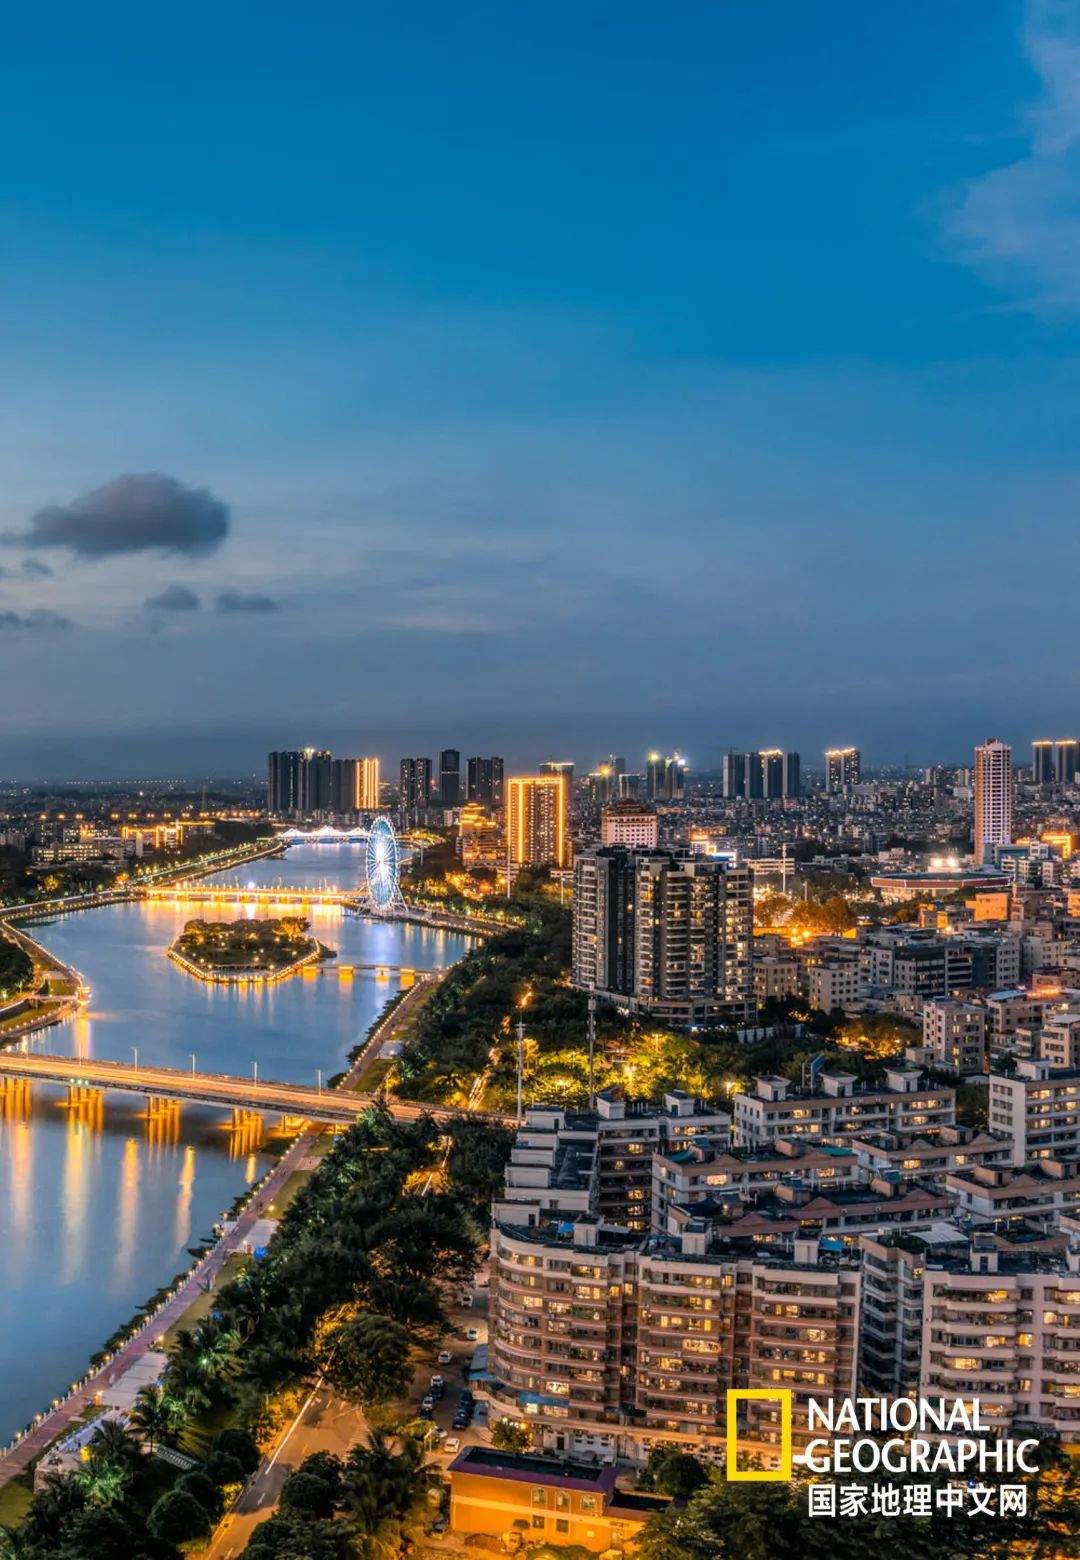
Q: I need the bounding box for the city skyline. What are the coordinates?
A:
[2,3,1080,769]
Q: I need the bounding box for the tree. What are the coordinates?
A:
[129,1384,183,1453]
[322,1312,412,1408]
[639,1448,709,1499]
[146,1488,212,1545]
[490,1420,533,1454]
[211,1426,261,1476]
[242,1514,355,1559]
[175,1469,223,1522]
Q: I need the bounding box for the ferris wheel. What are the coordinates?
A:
[365,816,402,910]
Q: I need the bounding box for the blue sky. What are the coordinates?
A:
[0,0,1077,775]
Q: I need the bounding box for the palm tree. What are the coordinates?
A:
[0,1525,43,1559]
[129,1382,182,1452]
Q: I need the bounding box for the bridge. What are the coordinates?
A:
[0,1052,510,1128]
[146,885,358,907]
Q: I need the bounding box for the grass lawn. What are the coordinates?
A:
[352,1057,393,1092]
[162,1254,250,1349]
[0,1474,33,1527]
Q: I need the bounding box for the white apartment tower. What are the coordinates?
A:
[973,738,1012,865]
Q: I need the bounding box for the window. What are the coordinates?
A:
[581,1496,598,1515]
[532,1515,546,1531]
[531,1489,547,1508]
[556,1519,570,1534]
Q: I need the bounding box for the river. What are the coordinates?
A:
[0,844,468,1442]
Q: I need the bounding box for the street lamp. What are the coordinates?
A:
[316,1069,322,1093]
[132,1046,139,1073]
[252,1060,258,1085]
[190,1054,196,1077]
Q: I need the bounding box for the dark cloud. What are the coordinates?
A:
[20,559,53,578]
[216,590,278,614]
[8,474,229,558]
[145,584,201,612]
[0,609,72,631]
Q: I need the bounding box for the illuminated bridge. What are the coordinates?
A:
[0,1053,510,1128]
[146,886,358,908]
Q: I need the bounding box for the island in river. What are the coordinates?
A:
[168,915,334,983]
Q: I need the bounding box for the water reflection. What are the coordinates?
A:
[0,845,468,1441]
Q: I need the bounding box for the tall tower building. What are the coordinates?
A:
[466,756,504,808]
[1055,739,1079,786]
[1032,741,1054,786]
[825,747,861,793]
[438,749,461,808]
[646,753,686,801]
[299,748,333,814]
[268,751,304,817]
[572,846,754,1026]
[507,775,568,869]
[722,751,747,799]
[359,757,380,810]
[399,757,432,814]
[974,739,1013,865]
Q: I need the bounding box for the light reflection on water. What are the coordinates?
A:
[0,845,467,1440]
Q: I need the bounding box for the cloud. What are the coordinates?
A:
[952,1,1080,308]
[145,584,201,612]
[20,559,53,578]
[8,473,229,558]
[215,590,278,613]
[0,609,72,631]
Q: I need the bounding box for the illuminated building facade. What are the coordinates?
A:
[722,749,800,799]
[645,752,685,801]
[973,737,1013,865]
[1056,738,1079,786]
[825,746,861,792]
[572,847,753,1026]
[399,756,432,816]
[507,775,567,869]
[267,748,333,816]
[466,755,504,808]
[599,799,658,849]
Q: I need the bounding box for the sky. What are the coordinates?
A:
[0,0,1078,776]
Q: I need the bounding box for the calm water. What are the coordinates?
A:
[0,845,467,1440]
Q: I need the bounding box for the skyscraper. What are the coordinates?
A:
[724,750,799,800]
[1032,740,1055,786]
[268,750,304,817]
[1056,739,1079,786]
[722,751,746,799]
[572,845,754,1026]
[645,753,686,801]
[507,775,567,869]
[825,747,861,792]
[331,757,380,811]
[974,739,1013,865]
[399,757,433,814]
[466,756,505,808]
[299,748,333,813]
[439,749,461,808]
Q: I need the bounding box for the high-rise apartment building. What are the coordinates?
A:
[825,746,861,792]
[507,775,568,869]
[600,800,658,849]
[572,847,753,1026]
[1056,738,1079,786]
[973,738,1013,865]
[399,757,433,815]
[267,750,304,817]
[330,757,380,811]
[439,749,462,808]
[466,756,504,808]
[1032,740,1055,785]
[645,753,685,801]
[723,750,799,800]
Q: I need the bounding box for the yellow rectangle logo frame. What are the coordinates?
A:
[725,1388,793,1481]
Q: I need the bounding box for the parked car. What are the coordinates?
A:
[430,1373,445,1389]
[444,1437,461,1453]
[452,1411,468,1430]
[460,1293,474,1308]
[466,1327,480,1341]
[437,1350,452,1366]
[421,1393,435,1412]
